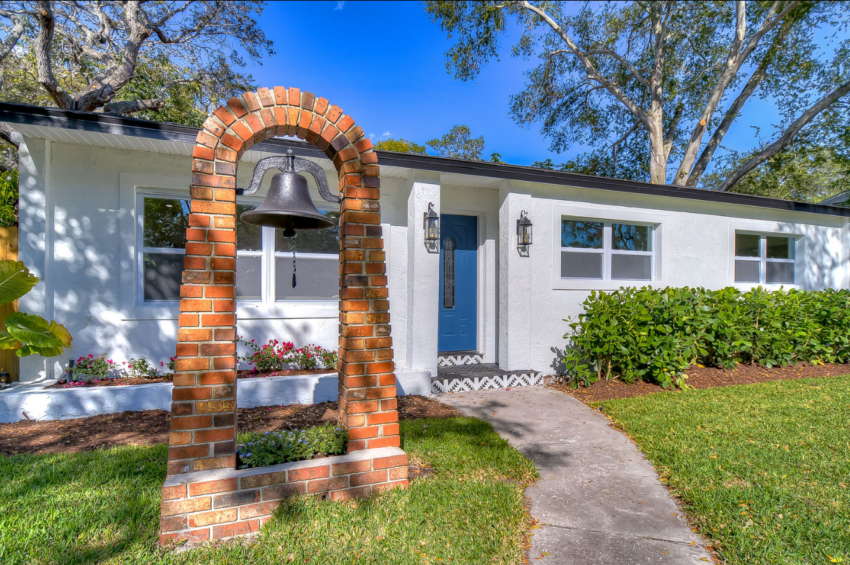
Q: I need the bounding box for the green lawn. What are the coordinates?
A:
[601,375,850,565]
[0,417,537,565]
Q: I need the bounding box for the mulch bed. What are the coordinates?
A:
[46,368,334,389]
[0,395,460,456]
[550,361,850,404]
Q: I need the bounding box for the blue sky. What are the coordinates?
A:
[243,1,794,170]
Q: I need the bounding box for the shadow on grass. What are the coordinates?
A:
[0,445,166,565]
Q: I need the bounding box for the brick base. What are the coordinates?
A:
[159,447,408,544]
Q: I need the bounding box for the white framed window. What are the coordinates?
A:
[273,210,340,301]
[137,194,190,304]
[734,232,796,285]
[136,193,339,305]
[560,218,655,281]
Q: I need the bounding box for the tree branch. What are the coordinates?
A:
[587,46,650,88]
[663,102,684,162]
[674,0,801,185]
[0,14,25,65]
[102,98,166,116]
[686,14,797,187]
[0,122,21,149]
[520,0,649,126]
[717,78,850,192]
[34,0,75,109]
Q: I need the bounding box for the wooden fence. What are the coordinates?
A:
[0,226,19,382]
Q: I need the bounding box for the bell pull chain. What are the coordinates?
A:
[291,235,297,288]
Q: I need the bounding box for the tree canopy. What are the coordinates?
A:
[374,138,428,154]
[426,124,486,160]
[0,0,273,174]
[426,1,850,197]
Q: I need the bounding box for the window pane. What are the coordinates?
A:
[735,260,760,283]
[276,255,339,300]
[143,253,183,301]
[236,256,262,300]
[612,224,651,252]
[611,254,652,280]
[143,197,189,248]
[275,210,340,253]
[561,251,603,279]
[443,237,455,309]
[766,236,794,260]
[561,220,603,249]
[236,203,262,251]
[735,233,760,257]
[766,261,795,284]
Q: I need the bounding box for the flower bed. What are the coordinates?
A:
[236,422,348,469]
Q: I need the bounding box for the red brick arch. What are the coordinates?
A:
[168,87,398,475]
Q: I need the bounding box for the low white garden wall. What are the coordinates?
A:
[0,370,431,424]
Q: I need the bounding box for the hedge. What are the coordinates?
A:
[558,286,850,389]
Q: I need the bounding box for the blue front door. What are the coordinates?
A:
[439,215,477,352]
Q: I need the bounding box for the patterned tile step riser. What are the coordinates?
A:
[438,354,485,367]
[431,373,544,394]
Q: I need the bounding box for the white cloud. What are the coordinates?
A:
[382,131,392,139]
[334,1,345,10]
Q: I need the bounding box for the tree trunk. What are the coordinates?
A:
[647,117,667,184]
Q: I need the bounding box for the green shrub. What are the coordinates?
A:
[560,286,850,389]
[236,423,348,470]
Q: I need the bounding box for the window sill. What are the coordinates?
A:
[122,301,339,321]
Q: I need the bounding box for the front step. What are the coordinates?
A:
[432,363,543,394]
[437,352,484,367]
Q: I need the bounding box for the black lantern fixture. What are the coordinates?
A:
[423,202,440,243]
[237,151,339,287]
[517,210,532,246]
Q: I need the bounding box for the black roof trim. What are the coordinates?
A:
[2,101,849,218]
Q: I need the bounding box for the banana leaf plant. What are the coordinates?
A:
[0,260,72,357]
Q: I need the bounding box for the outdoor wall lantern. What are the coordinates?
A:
[517,210,533,246]
[237,150,340,287]
[424,202,440,243]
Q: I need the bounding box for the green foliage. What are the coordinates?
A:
[236,423,348,470]
[374,137,428,155]
[126,357,163,379]
[602,376,850,564]
[426,124,485,160]
[704,143,850,202]
[560,286,850,389]
[236,337,337,373]
[0,170,18,226]
[73,353,112,379]
[0,261,71,358]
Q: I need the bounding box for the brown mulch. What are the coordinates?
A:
[549,361,850,404]
[0,395,460,456]
[46,368,334,389]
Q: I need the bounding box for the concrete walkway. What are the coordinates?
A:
[442,386,712,564]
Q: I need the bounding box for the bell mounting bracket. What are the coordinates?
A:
[236,150,341,203]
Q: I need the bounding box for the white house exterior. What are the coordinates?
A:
[3,102,849,384]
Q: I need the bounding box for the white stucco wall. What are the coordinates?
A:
[512,181,849,373]
[15,136,850,383]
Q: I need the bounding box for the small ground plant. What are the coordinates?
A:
[71,353,113,380]
[236,423,348,469]
[126,357,162,379]
[560,286,850,389]
[237,337,337,373]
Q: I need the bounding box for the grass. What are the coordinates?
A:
[600,375,850,565]
[0,416,537,565]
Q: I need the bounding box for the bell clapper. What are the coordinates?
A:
[291,237,297,288]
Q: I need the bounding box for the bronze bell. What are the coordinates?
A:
[239,153,334,237]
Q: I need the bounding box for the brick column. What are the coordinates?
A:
[167,87,400,475]
[337,172,400,451]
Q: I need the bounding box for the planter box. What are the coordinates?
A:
[0,370,431,424]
